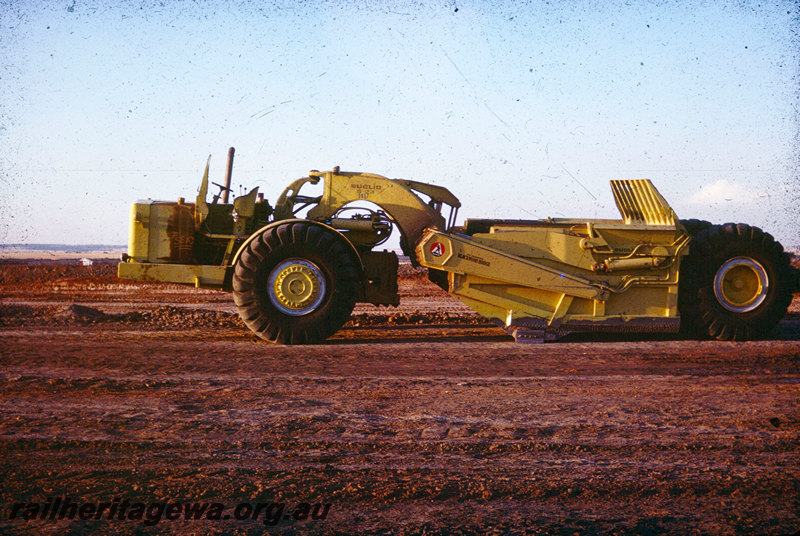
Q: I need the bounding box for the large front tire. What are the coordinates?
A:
[232,221,360,344]
[679,223,794,340]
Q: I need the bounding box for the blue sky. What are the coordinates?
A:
[1,1,797,247]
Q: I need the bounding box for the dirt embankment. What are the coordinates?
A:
[0,260,494,333]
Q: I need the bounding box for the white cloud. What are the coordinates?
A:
[687,179,766,206]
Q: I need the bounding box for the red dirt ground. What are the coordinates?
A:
[1,259,799,535]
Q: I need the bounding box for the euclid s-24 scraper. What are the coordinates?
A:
[118,149,799,343]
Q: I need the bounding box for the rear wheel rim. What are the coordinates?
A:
[713,256,768,313]
[267,258,326,316]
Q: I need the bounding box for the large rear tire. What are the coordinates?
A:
[232,221,360,344]
[677,218,713,337]
[679,223,794,340]
[679,218,712,237]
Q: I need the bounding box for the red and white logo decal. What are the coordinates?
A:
[430,242,444,257]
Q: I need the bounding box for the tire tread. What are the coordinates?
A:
[231,221,360,344]
[678,222,793,340]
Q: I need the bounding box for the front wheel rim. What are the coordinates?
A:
[713,256,768,313]
[267,258,326,316]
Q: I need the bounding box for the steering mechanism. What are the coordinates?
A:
[211,182,233,204]
[330,206,394,248]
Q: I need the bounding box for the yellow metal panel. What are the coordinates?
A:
[593,300,606,316]
[307,171,448,249]
[463,281,569,321]
[610,179,677,226]
[602,286,673,316]
[469,229,596,271]
[417,229,607,300]
[127,203,151,262]
[417,221,682,332]
[548,294,574,328]
[195,156,210,227]
[451,281,553,325]
[117,262,228,290]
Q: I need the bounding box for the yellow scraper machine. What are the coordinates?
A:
[119,148,798,344]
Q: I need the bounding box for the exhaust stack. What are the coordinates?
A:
[222,147,235,204]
